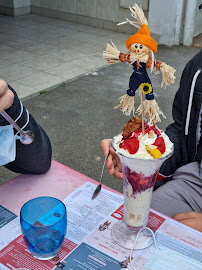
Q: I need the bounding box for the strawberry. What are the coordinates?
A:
[144,126,153,134]
[139,177,149,186]
[153,137,165,154]
[120,138,139,154]
[151,125,161,136]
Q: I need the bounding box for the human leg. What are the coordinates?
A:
[151,162,202,217]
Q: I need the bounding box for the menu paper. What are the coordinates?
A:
[0,182,202,270]
[0,206,21,251]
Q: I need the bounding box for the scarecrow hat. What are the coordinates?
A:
[125,24,157,53]
[118,4,157,53]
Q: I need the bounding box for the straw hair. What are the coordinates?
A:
[117,4,148,28]
[150,50,154,73]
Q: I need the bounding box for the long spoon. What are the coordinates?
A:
[0,110,34,144]
[92,149,110,200]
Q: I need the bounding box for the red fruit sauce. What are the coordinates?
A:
[123,166,159,194]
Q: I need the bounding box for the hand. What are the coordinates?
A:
[0,79,14,112]
[101,139,123,179]
[172,211,202,232]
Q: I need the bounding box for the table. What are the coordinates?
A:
[0,160,119,217]
[0,160,202,270]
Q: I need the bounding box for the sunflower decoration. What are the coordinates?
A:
[140,83,152,94]
[103,3,176,128]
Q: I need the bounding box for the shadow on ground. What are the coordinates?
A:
[0,45,201,193]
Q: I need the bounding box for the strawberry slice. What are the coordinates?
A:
[153,137,165,154]
[120,138,139,154]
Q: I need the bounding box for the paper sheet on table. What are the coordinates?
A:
[155,215,202,262]
[63,182,124,244]
[0,205,21,250]
[142,245,202,270]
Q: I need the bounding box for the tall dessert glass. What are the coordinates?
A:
[111,138,173,249]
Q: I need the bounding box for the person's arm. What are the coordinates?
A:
[158,61,192,178]
[158,94,183,178]
[0,80,52,174]
[172,212,202,232]
[0,80,14,111]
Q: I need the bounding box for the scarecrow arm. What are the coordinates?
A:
[119,53,132,63]
[146,58,176,88]
[103,41,123,64]
[146,57,161,70]
[103,40,136,64]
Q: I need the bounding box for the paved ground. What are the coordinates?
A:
[0,13,128,99]
[0,14,201,193]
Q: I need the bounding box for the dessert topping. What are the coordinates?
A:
[153,137,165,154]
[122,116,142,138]
[120,138,139,155]
[146,145,162,159]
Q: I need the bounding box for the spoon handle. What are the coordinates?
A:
[0,110,26,136]
[99,149,110,183]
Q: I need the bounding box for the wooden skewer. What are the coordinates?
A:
[140,91,145,136]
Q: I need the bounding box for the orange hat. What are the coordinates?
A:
[125,24,157,53]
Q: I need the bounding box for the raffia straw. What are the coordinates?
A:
[103,41,120,63]
[140,91,145,135]
[160,62,176,88]
[117,4,148,28]
[114,94,135,116]
[136,99,166,124]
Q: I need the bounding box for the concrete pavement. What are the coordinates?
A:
[0,13,128,99]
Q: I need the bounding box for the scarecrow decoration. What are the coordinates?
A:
[103,4,176,128]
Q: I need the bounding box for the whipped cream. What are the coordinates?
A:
[113,126,173,160]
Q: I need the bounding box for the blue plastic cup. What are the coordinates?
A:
[20,197,67,260]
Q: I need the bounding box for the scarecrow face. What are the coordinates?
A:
[130,43,149,56]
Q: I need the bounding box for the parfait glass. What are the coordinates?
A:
[111,138,173,250]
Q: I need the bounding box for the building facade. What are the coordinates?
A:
[0,0,201,46]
